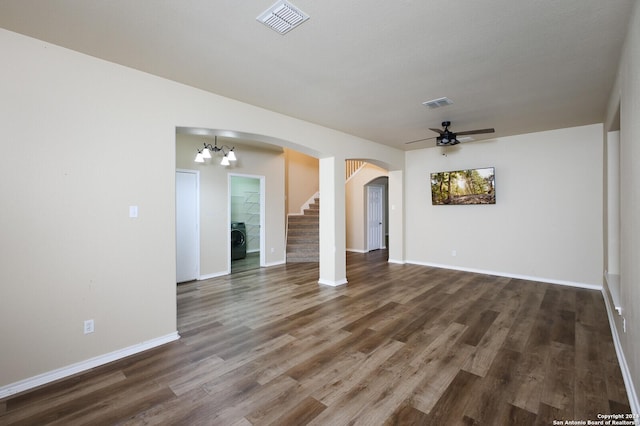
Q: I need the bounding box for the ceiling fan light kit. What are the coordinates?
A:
[436,136,459,146]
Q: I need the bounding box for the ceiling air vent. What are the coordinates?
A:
[257,0,310,34]
[422,97,453,109]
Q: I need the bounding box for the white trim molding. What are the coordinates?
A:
[318,278,348,287]
[346,248,367,253]
[0,332,180,399]
[405,260,602,291]
[199,270,229,280]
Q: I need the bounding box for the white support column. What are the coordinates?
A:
[318,156,347,286]
[388,170,405,264]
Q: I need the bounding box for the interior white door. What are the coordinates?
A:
[367,185,384,251]
[176,171,198,283]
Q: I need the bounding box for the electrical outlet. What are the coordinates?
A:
[451,249,457,257]
[84,319,95,334]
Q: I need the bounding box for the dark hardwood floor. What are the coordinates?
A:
[0,250,631,425]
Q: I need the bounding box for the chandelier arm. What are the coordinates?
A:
[204,143,225,154]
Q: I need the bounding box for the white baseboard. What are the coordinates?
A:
[347,248,387,254]
[263,260,286,267]
[601,287,640,416]
[0,332,180,399]
[318,278,348,287]
[199,270,229,280]
[405,260,601,290]
[346,248,367,253]
[387,258,406,265]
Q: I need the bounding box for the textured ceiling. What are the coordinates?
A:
[0,0,634,149]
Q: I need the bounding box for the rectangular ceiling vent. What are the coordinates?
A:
[422,97,453,109]
[257,0,310,34]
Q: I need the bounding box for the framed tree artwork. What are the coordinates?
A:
[431,167,495,205]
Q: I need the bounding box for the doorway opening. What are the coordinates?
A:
[230,174,265,273]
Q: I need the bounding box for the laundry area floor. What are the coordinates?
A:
[231,252,260,274]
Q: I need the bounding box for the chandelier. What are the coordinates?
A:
[194,136,237,166]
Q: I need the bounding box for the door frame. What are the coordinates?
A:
[228,173,266,271]
[176,168,200,282]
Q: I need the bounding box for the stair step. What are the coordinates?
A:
[288,241,319,247]
[288,225,319,232]
[288,226,319,233]
[287,240,320,251]
[288,215,318,222]
[288,225,318,231]
[288,230,318,235]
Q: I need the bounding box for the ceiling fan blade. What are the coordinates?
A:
[429,128,444,135]
[455,128,495,136]
[405,136,437,144]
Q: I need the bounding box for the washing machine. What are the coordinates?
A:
[231,222,247,260]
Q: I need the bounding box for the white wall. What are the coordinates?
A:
[405,124,603,287]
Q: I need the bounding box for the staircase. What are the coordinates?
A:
[286,198,319,262]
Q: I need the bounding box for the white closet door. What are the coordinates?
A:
[176,171,199,283]
[367,185,384,251]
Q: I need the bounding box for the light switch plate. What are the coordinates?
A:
[129,206,138,218]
